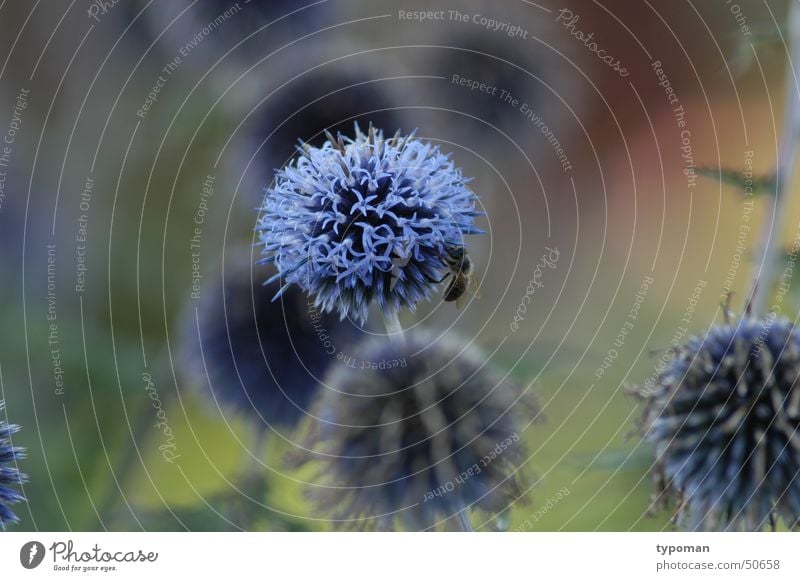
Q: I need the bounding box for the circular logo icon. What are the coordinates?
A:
[20,541,46,569]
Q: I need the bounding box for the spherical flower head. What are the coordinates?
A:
[637,317,800,531]
[179,258,361,432]
[292,331,537,530]
[0,401,25,528]
[257,126,483,324]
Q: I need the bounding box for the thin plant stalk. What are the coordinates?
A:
[383,309,407,346]
[751,0,800,314]
[456,511,474,532]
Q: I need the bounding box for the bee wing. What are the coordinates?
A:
[456,294,467,310]
[470,272,482,299]
[443,276,457,302]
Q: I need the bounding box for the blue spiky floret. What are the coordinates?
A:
[257,126,482,324]
[0,400,25,527]
[639,317,800,531]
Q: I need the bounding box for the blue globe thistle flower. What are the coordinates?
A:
[179,258,361,431]
[292,331,537,530]
[0,400,25,528]
[258,126,483,324]
[637,317,800,531]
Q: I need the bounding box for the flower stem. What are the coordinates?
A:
[750,0,800,315]
[383,309,407,346]
[97,396,155,527]
[456,511,473,532]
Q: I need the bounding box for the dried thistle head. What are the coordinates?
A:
[291,331,538,531]
[636,316,800,531]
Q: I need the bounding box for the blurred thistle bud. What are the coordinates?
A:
[0,400,25,528]
[427,32,549,132]
[178,257,360,432]
[291,331,538,530]
[144,0,331,72]
[241,67,408,205]
[258,125,483,324]
[434,38,533,127]
[635,317,800,531]
[408,25,588,154]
